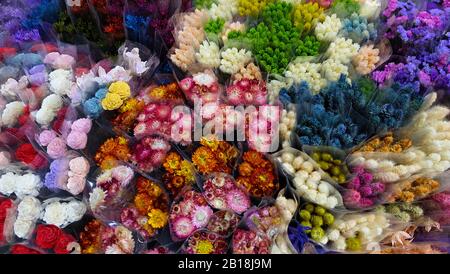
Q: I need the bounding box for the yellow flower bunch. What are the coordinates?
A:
[293,2,326,34]
[238,0,273,17]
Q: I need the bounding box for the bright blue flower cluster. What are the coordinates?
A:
[83,87,106,119]
[340,13,377,43]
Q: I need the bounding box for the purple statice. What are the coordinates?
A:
[44,158,70,191]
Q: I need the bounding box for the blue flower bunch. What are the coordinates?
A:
[340,13,377,43]
[21,0,61,30]
[83,87,106,119]
[5,53,42,69]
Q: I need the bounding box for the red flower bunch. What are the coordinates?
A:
[10,244,42,254]
[0,198,14,243]
[30,43,58,53]
[52,107,68,134]
[0,47,17,62]
[34,224,76,254]
[15,143,48,170]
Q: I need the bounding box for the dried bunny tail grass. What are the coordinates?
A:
[180,9,209,30]
[232,62,263,82]
[433,121,450,132]
[426,106,450,122]
[373,171,400,183]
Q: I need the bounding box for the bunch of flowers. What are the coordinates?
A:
[138,82,184,104]
[343,166,386,208]
[162,151,196,197]
[44,156,90,195]
[386,177,440,203]
[379,203,424,223]
[94,136,131,170]
[206,210,240,236]
[182,230,228,254]
[373,0,450,94]
[179,70,221,105]
[236,150,278,197]
[0,171,42,198]
[169,190,213,241]
[120,177,169,239]
[88,165,135,215]
[310,151,348,184]
[131,136,171,173]
[298,203,335,245]
[226,78,268,106]
[203,173,250,214]
[41,198,86,228]
[13,196,42,239]
[232,229,271,254]
[246,205,283,238]
[33,224,78,254]
[79,219,136,254]
[192,136,239,175]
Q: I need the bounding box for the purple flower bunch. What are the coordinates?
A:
[373,0,450,94]
[343,166,386,209]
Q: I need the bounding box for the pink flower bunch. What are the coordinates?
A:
[169,190,213,241]
[43,52,76,70]
[202,174,250,214]
[232,229,271,254]
[307,0,333,8]
[179,71,221,105]
[39,130,67,159]
[226,78,268,106]
[131,136,171,172]
[67,118,92,149]
[66,156,90,195]
[133,103,192,144]
[343,166,386,208]
[246,105,281,152]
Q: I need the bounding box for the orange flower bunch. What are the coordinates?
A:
[112,98,145,134]
[191,137,239,175]
[133,177,169,236]
[389,177,440,203]
[145,83,184,103]
[94,136,131,169]
[79,219,103,254]
[162,152,195,196]
[236,150,278,198]
[357,132,412,153]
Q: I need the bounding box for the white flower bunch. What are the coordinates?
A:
[1,101,25,127]
[221,21,246,42]
[49,69,74,96]
[279,108,296,148]
[267,79,288,103]
[325,37,360,64]
[219,48,252,74]
[327,212,390,251]
[1,76,29,100]
[35,94,63,126]
[277,150,342,209]
[14,196,42,239]
[359,0,382,20]
[321,59,349,82]
[0,172,42,198]
[122,47,151,76]
[42,199,87,227]
[95,66,132,86]
[315,14,342,42]
[284,60,326,94]
[195,41,221,69]
[208,0,238,21]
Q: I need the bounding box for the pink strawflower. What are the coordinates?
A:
[226,189,251,214]
[344,189,361,205]
[172,216,195,239]
[46,137,67,159]
[191,205,213,228]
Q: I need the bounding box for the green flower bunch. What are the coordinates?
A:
[382,203,424,223]
[204,18,225,35]
[295,35,321,56]
[299,203,335,242]
[330,0,360,18]
[194,0,217,9]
